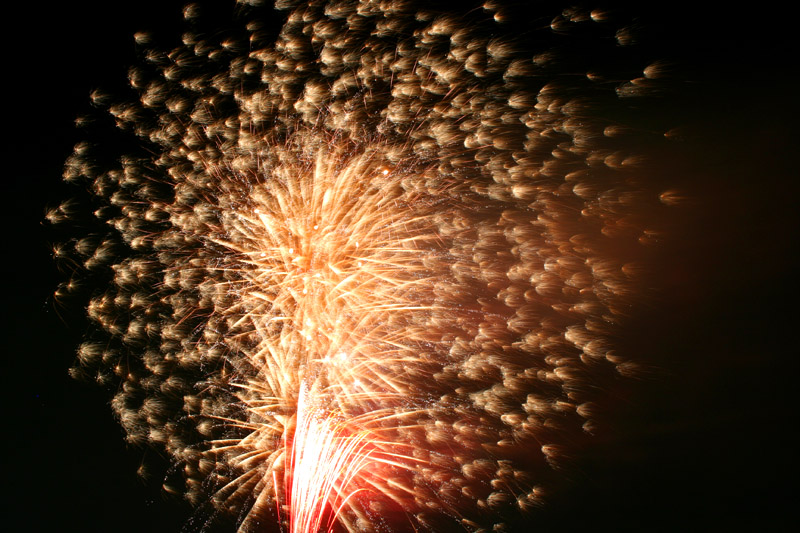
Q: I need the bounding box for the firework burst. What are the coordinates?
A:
[51,0,683,531]
[195,132,467,530]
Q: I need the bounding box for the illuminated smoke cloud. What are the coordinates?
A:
[50,0,684,531]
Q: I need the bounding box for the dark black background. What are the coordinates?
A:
[3,1,798,531]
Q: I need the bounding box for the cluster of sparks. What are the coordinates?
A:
[50,1,682,531]
[287,388,375,533]
[205,137,455,530]
[285,385,412,533]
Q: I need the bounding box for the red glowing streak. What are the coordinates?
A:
[284,385,377,533]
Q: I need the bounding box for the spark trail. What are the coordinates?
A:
[51,1,684,531]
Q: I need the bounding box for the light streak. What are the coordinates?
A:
[51,1,682,531]
[286,384,384,533]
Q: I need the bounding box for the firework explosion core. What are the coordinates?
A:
[51,1,684,531]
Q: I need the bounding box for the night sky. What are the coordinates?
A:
[4,1,798,531]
